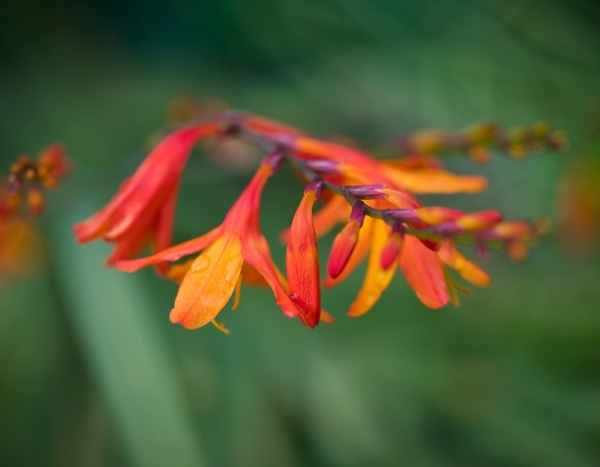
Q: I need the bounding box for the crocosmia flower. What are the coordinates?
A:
[76,109,559,333]
[74,123,219,268]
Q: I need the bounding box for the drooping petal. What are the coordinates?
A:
[398,235,449,309]
[286,186,321,327]
[242,232,302,318]
[152,182,181,273]
[438,240,490,287]
[170,234,244,330]
[348,219,397,317]
[281,194,349,243]
[114,226,223,272]
[74,123,219,243]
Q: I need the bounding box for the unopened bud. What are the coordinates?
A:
[380,222,404,270]
[345,184,385,199]
[327,203,365,279]
[304,159,339,174]
[456,210,502,231]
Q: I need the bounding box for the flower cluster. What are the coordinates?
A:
[0,145,69,280]
[75,112,558,332]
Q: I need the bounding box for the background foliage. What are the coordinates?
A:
[1,1,600,466]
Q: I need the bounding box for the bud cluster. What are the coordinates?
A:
[395,122,567,163]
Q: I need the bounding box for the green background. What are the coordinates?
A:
[1,1,600,466]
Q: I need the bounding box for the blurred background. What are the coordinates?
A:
[1,1,600,466]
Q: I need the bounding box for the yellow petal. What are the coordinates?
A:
[438,240,490,287]
[170,234,243,330]
[348,219,397,317]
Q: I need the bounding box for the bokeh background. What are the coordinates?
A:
[2,1,600,466]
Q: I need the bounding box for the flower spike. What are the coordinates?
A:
[75,109,560,333]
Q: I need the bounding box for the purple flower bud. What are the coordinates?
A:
[432,222,461,236]
[345,184,385,199]
[349,201,366,224]
[305,180,324,197]
[383,208,419,223]
[265,151,285,169]
[303,159,339,174]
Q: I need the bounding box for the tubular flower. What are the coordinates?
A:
[76,109,560,332]
[74,123,219,268]
[286,182,322,328]
[116,154,304,331]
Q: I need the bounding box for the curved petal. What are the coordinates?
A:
[348,219,397,317]
[281,194,349,243]
[170,234,243,330]
[74,123,219,242]
[242,233,301,318]
[286,188,321,327]
[438,240,490,287]
[399,235,449,309]
[114,226,222,272]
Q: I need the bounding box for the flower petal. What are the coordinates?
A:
[114,226,222,272]
[438,240,490,287]
[399,235,449,309]
[74,123,219,243]
[281,194,349,243]
[286,188,321,327]
[348,219,397,317]
[170,234,243,330]
[242,233,302,318]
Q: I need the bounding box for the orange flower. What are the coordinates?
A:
[74,110,555,332]
[286,182,322,327]
[116,155,303,331]
[74,123,219,268]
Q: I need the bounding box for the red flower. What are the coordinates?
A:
[115,155,304,331]
[74,123,219,268]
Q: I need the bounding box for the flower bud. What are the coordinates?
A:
[380,222,404,270]
[327,202,365,279]
[456,210,502,231]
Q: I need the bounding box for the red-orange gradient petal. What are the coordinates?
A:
[114,226,223,272]
[398,235,449,309]
[286,189,321,327]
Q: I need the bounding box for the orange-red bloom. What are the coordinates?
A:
[116,154,304,330]
[74,123,219,268]
[75,110,555,332]
[286,182,322,328]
